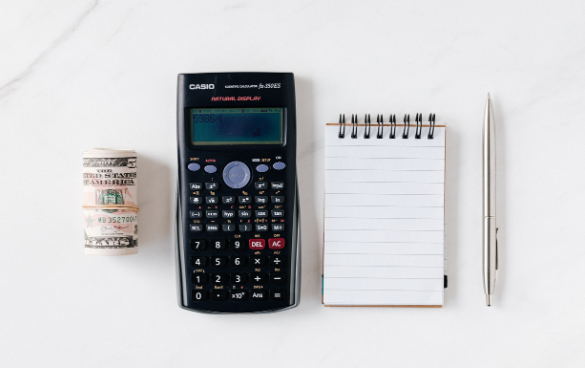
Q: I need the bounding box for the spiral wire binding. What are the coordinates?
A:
[428,113,436,139]
[364,114,371,138]
[402,114,410,139]
[389,114,396,139]
[336,113,435,139]
[350,114,358,138]
[376,114,383,138]
[415,113,423,139]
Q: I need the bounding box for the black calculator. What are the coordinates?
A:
[176,72,301,313]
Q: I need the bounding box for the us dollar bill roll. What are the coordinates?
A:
[83,149,139,255]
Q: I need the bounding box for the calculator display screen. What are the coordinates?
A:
[190,108,283,145]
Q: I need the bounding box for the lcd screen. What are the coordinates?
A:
[190,108,283,145]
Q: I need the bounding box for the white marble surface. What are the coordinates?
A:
[1,1,585,367]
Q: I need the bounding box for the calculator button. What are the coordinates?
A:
[273,162,286,170]
[206,210,219,218]
[192,290,208,301]
[190,224,203,232]
[249,239,266,250]
[230,256,247,267]
[210,239,226,250]
[270,255,286,266]
[271,196,285,204]
[255,182,268,190]
[238,196,252,204]
[269,238,285,250]
[271,182,285,190]
[255,210,268,218]
[206,196,218,204]
[250,272,268,284]
[255,224,269,232]
[230,273,248,284]
[211,290,228,301]
[270,290,286,300]
[206,224,219,232]
[271,209,284,217]
[190,256,207,267]
[205,182,219,190]
[251,290,267,301]
[211,273,228,284]
[189,182,202,190]
[222,210,235,218]
[190,210,202,219]
[222,196,235,204]
[255,164,269,173]
[238,210,251,218]
[204,165,217,174]
[250,255,268,266]
[189,197,203,204]
[187,163,201,172]
[191,273,207,284]
[190,239,207,250]
[271,224,285,232]
[230,239,245,250]
[239,224,252,232]
[222,224,235,232]
[231,290,248,301]
[270,272,286,284]
[211,256,227,267]
[223,161,251,189]
[255,196,268,204]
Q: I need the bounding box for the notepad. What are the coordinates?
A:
[323,115,446,307]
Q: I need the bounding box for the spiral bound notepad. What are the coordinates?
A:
[323,114,446,307]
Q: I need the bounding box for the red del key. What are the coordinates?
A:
[249,239,265,250]
[268,238,285,250]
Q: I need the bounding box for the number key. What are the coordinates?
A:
[190,256,207,267]
[192,290,208,301]
[230,256,247,267]
[191,273,207,284]
[211,256,227,267]
[190,239,207,250]
[211,273,228,284]
[210,239,226,250]
[230,273,248,284]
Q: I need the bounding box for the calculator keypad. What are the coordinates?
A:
[184,158,294,312]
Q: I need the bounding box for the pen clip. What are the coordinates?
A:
[495,228,499,271]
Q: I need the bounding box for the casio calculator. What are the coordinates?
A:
[176,72,301,313]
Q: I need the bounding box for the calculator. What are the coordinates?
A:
[176,72,301,313]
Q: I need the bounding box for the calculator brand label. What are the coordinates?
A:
[189,84,215,90]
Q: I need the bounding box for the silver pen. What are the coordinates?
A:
[483,93,498,306]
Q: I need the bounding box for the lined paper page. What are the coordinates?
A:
[323,124,446,306]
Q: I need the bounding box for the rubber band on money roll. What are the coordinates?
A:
[82,205,140,212]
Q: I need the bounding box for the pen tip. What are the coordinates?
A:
[486,294,492,306]
[487,93,491,99]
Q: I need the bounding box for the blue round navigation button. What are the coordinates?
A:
[256,164,269,173]
[204,165,217,174]
[222,161,251,189]
[188,163,201,172]
[273,161,286,170]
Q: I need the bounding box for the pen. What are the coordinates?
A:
[483,93,498,306]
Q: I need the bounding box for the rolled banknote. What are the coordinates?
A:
[82,149,139,255]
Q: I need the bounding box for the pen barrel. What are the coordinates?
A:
[482,217,498,295]
[482,97,496,217]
